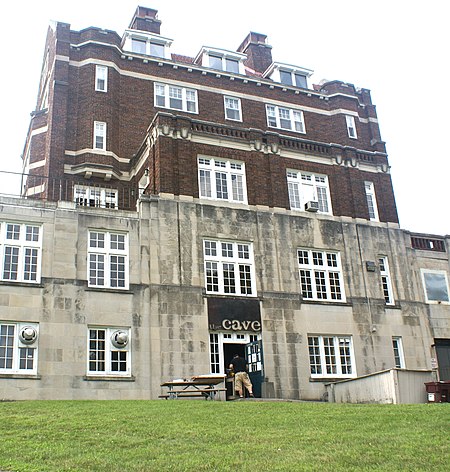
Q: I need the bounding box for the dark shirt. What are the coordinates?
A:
[230,356,247,373]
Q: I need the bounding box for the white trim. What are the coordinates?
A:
[27,159,46,170]
[64,57,375,122]
[420,269,450,304]
[64,149,129,163]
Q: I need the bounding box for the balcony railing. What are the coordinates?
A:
[411,235,446,252]
[0,170,139,211]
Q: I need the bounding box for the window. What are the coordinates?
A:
[150,41,165,58]
[266,105,305,133]
[279,69,308,88]
[74,185,118,209]
[88,327,130,377]
[346,115,357,139]
[379,256,394,305]
[287,171,332,214]
[365,182,379,221]
[209,55,240,73]
[308,335,355,378]
[154,83,197,113]
[421,270,449,303]
[131,38,147,54]
[95,65,108,92]
[298,249,345,301]
[88,231,128,289]
[0,222,42,283]
[93,121,106,150]
[203,240,256,296]
[224,96,242,121]
[0,323,38,375]
[392,337,405,369]
[198,157,247,204]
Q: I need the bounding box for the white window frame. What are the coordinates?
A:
[287,170,332,214]
[421,269,450,304]
[0,222,42,283]
[298,249,345,302]
[203,240,256,297]
[308,335,356,378]
[365,181,379,221]
[379,256,394,305]
[87,327,131,377]
[88,231,129,290]
[95,65,108,92]
[224,96,242,122]
[74,185,118,210]
[392,337,405,369]
[154,83,198,114]
[93,121,106,151]
[266,105,306,133]
[198,157,248,204]
[0,322,39,375]
[346,115,357,139]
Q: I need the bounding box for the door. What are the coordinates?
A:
[246,340,263,398]
[435,339,450,380]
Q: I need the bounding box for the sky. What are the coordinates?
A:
[0,0,448,235]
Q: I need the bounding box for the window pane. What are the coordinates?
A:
[206,261,219,292]
[308,337,322,374]
[89,329,106,372]
[150,42,164,57]
[231,174,244,201]
[132,38,146,54]
[89,254,105,286]
[24,248,38,281]
[215,172,228,199]
[209,55,222,70]
[295,74,307,88]
[280,70,292,85]
[199,169,212,197]
[225,58,239,73]
[222,263,236,293]
[3,246,19,280]
[423,272,449,302]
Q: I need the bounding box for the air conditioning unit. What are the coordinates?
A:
[305,201,319,212]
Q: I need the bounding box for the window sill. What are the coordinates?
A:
[310,376,356,383]
[84,375,135,382]
[0,280,43,288]
[85,287,132,294]
[300,299,352,307]
[0,373,41,380]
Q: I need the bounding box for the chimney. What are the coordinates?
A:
[237,32,273,74]
[129,6,161,34]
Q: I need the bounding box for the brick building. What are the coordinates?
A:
[1,6,449,401]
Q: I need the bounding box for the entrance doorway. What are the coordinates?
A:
[209,331,262,399]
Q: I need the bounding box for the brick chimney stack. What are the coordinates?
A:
[237,32,273,74]
[129,6,161,34]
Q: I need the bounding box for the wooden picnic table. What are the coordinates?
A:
[160,375,226,400]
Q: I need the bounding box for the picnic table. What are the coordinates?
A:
[159,374,226,400]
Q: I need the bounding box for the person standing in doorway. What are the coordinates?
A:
[229,354,254,398]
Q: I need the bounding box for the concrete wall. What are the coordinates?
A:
[0,195,447,400]
[326,369,433,404]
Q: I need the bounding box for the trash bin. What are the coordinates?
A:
[424,381,450,402]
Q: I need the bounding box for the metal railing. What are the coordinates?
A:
[0,170,139,211]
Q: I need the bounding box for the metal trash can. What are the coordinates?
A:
[424,381,450,403]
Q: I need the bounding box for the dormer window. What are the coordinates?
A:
[122,30,172,59]
[264,62,313,89]
[195,47,246,75]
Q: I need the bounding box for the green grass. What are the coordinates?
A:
[0,401,448,471]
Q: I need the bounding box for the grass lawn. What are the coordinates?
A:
[0,400,448,471]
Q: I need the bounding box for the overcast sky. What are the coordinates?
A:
[0,0,448,235]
